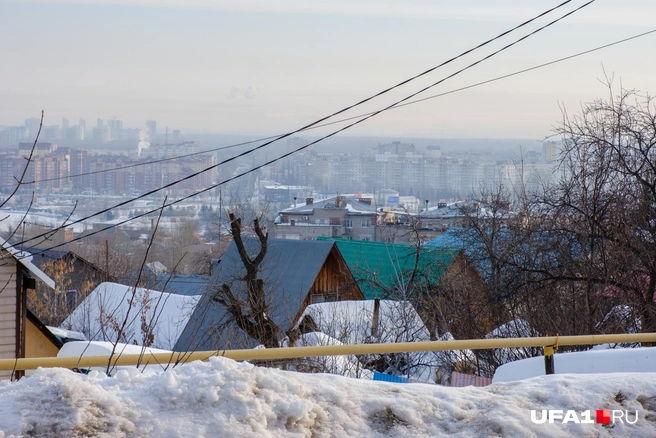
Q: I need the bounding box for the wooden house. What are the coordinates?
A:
[175,238,363,351]
[1,238,59,379]
[318,237,489,339]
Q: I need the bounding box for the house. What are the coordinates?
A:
[174,238,364,352]
[317,237,489,339]
[62,282,202,351]
[0,237,60,379]
[19,247,112,325]
[272,195,379,241]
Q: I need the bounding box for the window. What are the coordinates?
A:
[344,219,353,229]
[361,219,371,228]
[361,235,372,241]
[311,294,339,304]
[64,290,78,311]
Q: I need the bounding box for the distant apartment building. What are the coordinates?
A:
[0,126,27,145]
[263,184,313,203]
[146,120,157,139]
[0,153,23,193]
[18,142,57,157]
[273,195,379,241]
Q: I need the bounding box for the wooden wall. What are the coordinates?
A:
[0,253,17,380]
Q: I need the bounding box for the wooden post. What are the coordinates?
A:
[544,345,555,375]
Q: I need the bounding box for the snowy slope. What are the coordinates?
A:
[1,358,656,437]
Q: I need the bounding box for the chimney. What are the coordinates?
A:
[210,259,220,276]
[290,219,296,226]
[336,196,345,208]
[294,196,297,208]
[306,197,313,205]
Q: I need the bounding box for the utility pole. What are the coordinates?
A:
[104,240,109,281]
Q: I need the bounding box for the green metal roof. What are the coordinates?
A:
[318,237,461,300]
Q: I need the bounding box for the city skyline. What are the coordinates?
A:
[1,1,655,139]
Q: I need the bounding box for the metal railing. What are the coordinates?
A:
[1,333,655,372]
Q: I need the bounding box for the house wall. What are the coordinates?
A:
[307,247,363,303]
[0,253,17,380]
[25,319,60,359]
[275,207,379,241]
[290,246,364,328]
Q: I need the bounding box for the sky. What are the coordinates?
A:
[1,0,655,139]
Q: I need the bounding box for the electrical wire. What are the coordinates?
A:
[13,7,649,191]
[6,0,598,261]
[4,0,577,189]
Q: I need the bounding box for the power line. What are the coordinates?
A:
[6,0,576,189]
[8,0,596,260]
[13,8,648,191]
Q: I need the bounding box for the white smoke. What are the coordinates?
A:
[138,128,150,157]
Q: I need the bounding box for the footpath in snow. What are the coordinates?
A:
[1,357,656,437]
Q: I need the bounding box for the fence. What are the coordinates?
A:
[1,333,655,373]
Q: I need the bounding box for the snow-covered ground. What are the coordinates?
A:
[1,358,656,437]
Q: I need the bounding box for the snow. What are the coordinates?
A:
[46,326,87,341]
[62,282,201,350]
[494,346,656,383]
[2,357,656,436]
[298,301,464,382]
[57,341,173,375]
[291,332,374,380]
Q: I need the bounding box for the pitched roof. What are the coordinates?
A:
[174,238,339,351]
[318,237,461,299]
[16,246,107,276]
[63,282,202,350]
[0,237,55,289]
[280,195,378,215]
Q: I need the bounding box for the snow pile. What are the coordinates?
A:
[494,346,656,383]
[2,358,656,436]
[62,282,201,350]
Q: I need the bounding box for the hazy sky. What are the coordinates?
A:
[1,0,655,139]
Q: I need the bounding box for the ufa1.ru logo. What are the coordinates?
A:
[530,410,638,424]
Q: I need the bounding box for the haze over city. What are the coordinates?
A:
[2,0,655,138]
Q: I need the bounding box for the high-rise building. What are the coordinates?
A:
[97,118,103,129]
[24,118,41,139]
[146,120,157,139]
[61,118,69,137]
[108,119,123,131]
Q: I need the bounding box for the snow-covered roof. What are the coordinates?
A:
[300,300,431,345]
[0,236,55,289]
[289,332,373,380]
[298,300,438,382]
[47,326,87,342]
[62,282,201,350]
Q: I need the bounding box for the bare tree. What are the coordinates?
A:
[212,212,282,348]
